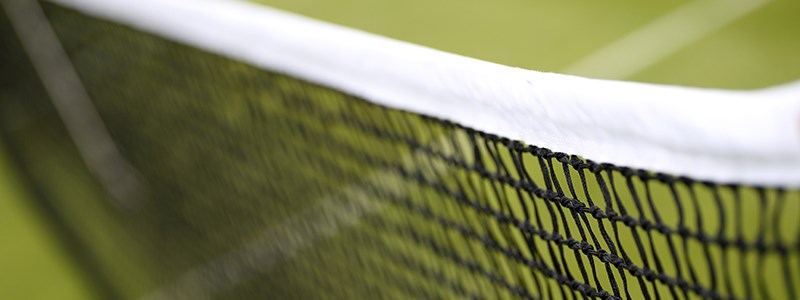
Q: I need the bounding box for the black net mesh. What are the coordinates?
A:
[1,3,798,299]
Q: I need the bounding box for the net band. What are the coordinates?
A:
[48,0,800,187]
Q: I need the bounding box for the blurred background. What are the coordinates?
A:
[2,0,799,299]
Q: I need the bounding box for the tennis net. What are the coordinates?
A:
[1,0,798,299]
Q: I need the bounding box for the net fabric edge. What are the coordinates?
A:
[46,0,800,187]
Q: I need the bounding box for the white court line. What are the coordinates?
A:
[563,0,770,79]
[1,0,145,208]
[142,142,449,299]
[142,180,391,299]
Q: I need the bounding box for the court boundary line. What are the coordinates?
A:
[563,0,770,79]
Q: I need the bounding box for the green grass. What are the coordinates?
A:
[254,0,800,88]
[1,0,799,299]
[0,143,94,300]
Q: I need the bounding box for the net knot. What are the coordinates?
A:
[596,290,616,300]
[510,180,522,189]
[519,220,535,232]
[534,147,552,157]
[621,215,638,227]
[638,219,653,229]
[677,226,691,237]
[549,233,564,243]
[564,238,580,248]
[568,155,586,167]
[588,162,605,174]
[564,198,585,210]
[654,173,675,183]
[588,206,605,218]
[755,242,768,253]
[508,140,524,150]
[498,137,511,146]
[603,253,624,265]
[618,167,635,177]
[573,283,590,293]
[556,196,573,207]
[553,152,569,162]
[629,267,646,277]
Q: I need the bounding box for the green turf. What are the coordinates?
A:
[254,0,800,88]
[0,143,94,300]
[252,0,689,76]
[1,0,798,299]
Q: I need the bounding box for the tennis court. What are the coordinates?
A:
[1,0,799,299]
